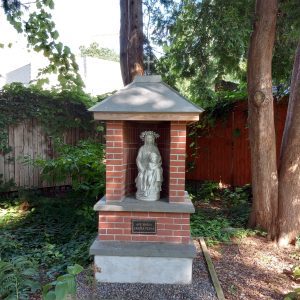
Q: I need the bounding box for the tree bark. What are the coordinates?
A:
[120,0,129,85]
[120,0,144,86]
[277,41,300,247]
[247,0,278,238]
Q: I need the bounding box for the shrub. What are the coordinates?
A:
[43,264,83,300]
[190,211,232,245]
[223,184,252,227]
[24,139,105,198]
[0,174,15,193]
[0,256,40,299]
[0,195,97,279]
[187,181,221,203]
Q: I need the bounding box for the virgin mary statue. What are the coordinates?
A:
[135,131,163,201]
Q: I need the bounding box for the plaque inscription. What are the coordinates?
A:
[131,219,157,234]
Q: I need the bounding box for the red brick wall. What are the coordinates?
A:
[169,121,187,203]
[98,211,191,244]
[106,121,126,201]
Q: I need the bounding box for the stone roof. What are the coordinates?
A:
[89,75,203,114]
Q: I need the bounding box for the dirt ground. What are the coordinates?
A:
[209,236,300,299]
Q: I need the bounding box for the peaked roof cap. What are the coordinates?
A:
[89,75,203,114]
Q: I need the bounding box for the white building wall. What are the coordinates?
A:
[4,56,123,95]
[6,64,31,86]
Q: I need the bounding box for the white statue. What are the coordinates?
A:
[135,131,163,201]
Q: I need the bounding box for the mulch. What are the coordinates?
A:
[209,235,300,299]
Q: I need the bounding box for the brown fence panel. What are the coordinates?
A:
[187,99,288,186]
[0,118,101,189]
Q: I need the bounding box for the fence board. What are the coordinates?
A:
[187,99,288,186]
[0,118,99,190]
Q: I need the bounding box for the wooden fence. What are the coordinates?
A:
[0,119,96,189]
[186,99,288,186]
[1,100,289,189]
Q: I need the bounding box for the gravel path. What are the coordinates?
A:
[77,241,217,300]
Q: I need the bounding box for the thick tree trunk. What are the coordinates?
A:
[247,0,278,238]
[120,0,129,85]
[120,0,144,86]
[277,41,300,247]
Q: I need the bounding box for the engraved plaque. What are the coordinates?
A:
[131,219,157,234]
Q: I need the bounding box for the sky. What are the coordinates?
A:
[0,0,120,76]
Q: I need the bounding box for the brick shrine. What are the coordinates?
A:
[89,75,203,284]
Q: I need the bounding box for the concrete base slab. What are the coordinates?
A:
[94,255,193,284]
[91,239,196,284]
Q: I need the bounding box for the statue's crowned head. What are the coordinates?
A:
[140,131,160,145]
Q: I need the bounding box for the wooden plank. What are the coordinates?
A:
[37,122,44,187]
[8,126,15,184]
[23,120,29,188]
[32,119,39,187]
[198,237,225,300]
[93,112,200,121]
[27,119,34,188]
[13,124,22,187]
[0,148,4,180]
[3,126,10,183]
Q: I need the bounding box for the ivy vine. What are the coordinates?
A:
[0,83,95,154]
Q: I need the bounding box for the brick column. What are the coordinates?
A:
[105,121,126,201]
[169,121,187,203]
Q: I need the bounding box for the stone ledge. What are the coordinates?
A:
[94,192,195,213]
[90,239,196,258]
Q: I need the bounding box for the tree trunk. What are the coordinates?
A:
[247,0,278,238]
[277,41,300,247]
[120,0,144,86]
[120,0,129,85]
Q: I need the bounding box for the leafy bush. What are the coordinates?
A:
[284,289,300,300]
[0,195,97,279]
[187,181,221,203]
[25,139,105,198]
[189,182,254,245]
[190,211,232,245]
[0,174,15,193]
[0,256,40,299]
[223,184,252,227]
[190,210,257,246]
[284,266,300,299]
[43,264,83,300]
[0,83,94,154]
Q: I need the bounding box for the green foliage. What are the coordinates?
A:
[2,0,84,90]
[292,266,300,280]
[191,211,232,245]
[284,289,300,300]
[189,182,254,245]
[80,42,120,62]
[25,139,105,198]
[0,256,40,300]
[188,181,221,203]
[0,195,97,278]
[148,0,298,106]
[149,0,253,105]
[0,174,15,193]
[223,185,252,227]
[42,264,83,300]
[0,83,94,153]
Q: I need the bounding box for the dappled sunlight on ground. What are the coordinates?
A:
[209,236,299,299]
